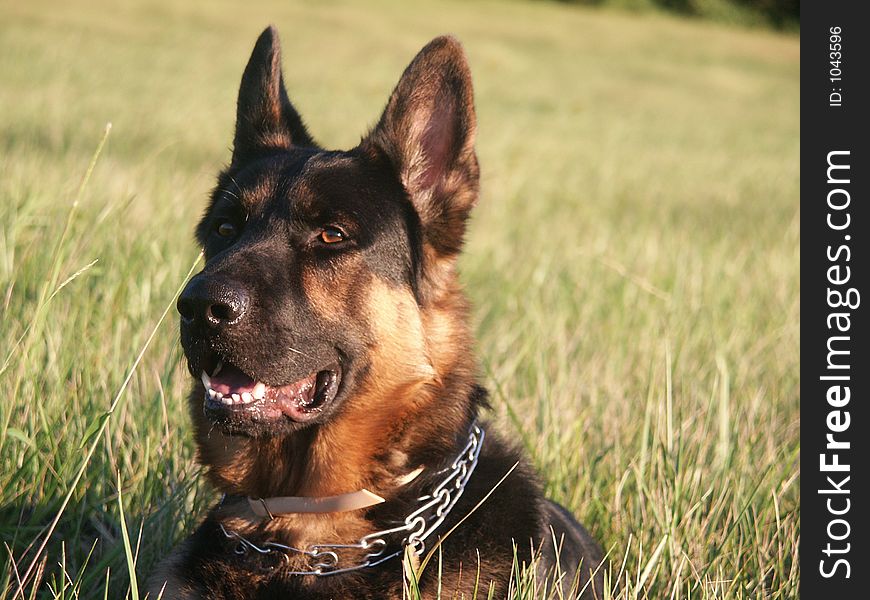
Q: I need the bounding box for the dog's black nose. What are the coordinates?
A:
[178,277,250,328]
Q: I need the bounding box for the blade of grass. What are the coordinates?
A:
[116,472,139,600]
[636,534,668,595]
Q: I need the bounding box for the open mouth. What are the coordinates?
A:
[199,357,341,423]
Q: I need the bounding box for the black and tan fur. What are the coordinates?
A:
[148,27,604,599]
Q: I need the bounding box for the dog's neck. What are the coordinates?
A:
[208,418,485,578]
[194,360,483,501]
[195,382,482,500]
[226,415,481,520]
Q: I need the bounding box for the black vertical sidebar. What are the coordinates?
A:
[802,2,868,598]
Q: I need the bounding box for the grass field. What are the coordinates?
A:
[0,0,800,598]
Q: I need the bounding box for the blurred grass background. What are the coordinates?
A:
[551,0,798,30]
[0,0,799,597]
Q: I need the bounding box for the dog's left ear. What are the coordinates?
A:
[232,26,316,164]
[363,36,479,258]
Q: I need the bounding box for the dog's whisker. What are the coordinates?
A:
[286,346,313,360]
[229,175,244,197]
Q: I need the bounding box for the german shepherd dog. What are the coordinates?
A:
[148,27,603,599]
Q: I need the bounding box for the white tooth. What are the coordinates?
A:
[231,393,241,403]
[201,372,211,388]
[222,396,232,405]
[253,383,266,400]
[213,359,224,376]
[208,389,216,399]
[241,392,253,403]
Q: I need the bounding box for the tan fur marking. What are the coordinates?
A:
[300,257,359,321]
[297,280,445,499]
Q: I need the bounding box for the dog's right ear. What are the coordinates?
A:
[362,36,479,260]
[232,26,316,164]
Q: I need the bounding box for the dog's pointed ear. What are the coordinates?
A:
[363,36,479,257]
[232,26,316,164]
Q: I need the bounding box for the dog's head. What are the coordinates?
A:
[178,27,479,440]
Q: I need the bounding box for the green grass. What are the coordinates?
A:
[0,0,799,598]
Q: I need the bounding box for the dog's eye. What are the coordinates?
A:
[319,227,346,244]
[216,221,237,238]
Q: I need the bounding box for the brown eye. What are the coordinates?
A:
[319,227,346,244]
[216,221,236,238]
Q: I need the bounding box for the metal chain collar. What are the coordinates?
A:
[219,422,485,576]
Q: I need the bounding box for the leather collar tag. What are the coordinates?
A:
[249,489,386,517]
[247,466,425,518]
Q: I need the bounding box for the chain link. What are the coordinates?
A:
[218,422,484,576]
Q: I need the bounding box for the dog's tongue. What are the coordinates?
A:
[210,363,256,395]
